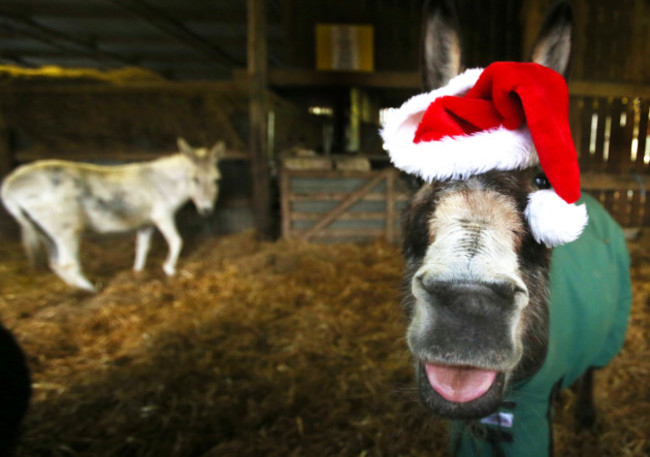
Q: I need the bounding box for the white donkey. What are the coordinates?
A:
[1,138,224,292]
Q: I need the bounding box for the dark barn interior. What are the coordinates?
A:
[0,0,649,456]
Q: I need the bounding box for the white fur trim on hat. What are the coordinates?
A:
[525,189,588,247]
[380,68,539,182]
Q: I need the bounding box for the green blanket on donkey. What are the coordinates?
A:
[450,193,633,457]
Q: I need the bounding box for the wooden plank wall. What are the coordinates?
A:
[572,95,650,227]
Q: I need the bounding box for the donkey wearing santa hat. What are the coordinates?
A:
[382,1,632,456]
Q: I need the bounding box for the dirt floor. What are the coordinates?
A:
[0,227,648,457]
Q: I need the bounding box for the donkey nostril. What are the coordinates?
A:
[416,271,436,294]
[412,271,437,302]
[415,273,452,302]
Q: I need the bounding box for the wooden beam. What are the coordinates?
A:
[108,0,243,67]
[233,68,422,89]
[292,212,386,221]
[205,104,245,151]
[296,228,388,239]
[14,148,250,163]
[0,49,233,64]
[280,169,382,179]
[289,192,408,202]
[569,81,650,98]
[234,67,650,97]
[3,1,242,21]
[580,172,650,191]
[248,0,272,236]
[2,1,130,19]
[0,80,246,94]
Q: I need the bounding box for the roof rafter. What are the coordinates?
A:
[0,8,138,67]
[106,0,244,67]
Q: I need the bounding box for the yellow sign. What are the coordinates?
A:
[316,24,374,72]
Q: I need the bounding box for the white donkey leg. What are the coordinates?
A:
[16,219,43,269]
[48,231,96,292]
[153,215,183,276]
[133,226,154,272]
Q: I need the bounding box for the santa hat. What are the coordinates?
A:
[380,61,587,247]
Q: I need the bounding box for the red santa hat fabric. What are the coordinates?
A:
[380,62,587,247]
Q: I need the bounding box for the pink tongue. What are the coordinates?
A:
[425,363,497,403]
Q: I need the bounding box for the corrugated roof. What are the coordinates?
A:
[0,0,261,80]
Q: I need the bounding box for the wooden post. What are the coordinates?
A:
[347,88,361,152]
[385,169,395,243]
[248,0,272,236]
[280,164,291,238]
[0,111,11,178]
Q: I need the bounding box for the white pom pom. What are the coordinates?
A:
[525,189,588,247]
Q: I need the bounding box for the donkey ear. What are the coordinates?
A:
[421,0,463,91]
[177,137,194,157]
[210,141,226,162]
[530,1,573,79]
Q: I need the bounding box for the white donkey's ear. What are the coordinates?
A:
[210,141,226,162]
[177,137,194,157]
[530,1,573,79]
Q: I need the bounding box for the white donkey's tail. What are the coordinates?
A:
[1,181,46,269]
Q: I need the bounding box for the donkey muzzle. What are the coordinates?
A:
[409,277,527,371]
[196,205,214,216]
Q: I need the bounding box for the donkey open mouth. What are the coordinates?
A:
[418,362,506,418]
[423,363,499,404]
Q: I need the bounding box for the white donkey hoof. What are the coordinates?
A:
[76,281,97,293]
[163,264,176,276]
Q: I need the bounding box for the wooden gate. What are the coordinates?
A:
[280,166,408,243]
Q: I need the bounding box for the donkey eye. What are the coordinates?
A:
[534,174,551,190]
